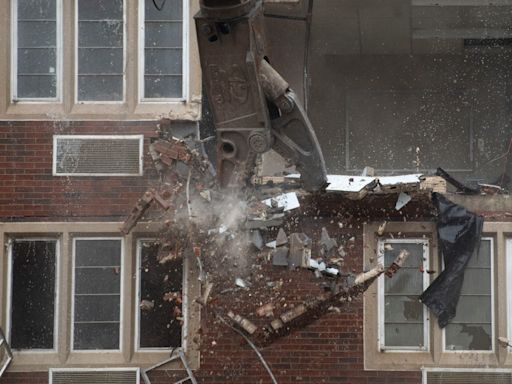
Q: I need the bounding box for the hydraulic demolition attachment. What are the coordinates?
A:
[195,0,328,191]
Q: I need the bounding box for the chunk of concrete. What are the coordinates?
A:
[272,246,289,266]
[289,233,312,269]
[275,228,288,247]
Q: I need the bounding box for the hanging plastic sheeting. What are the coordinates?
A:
[419,193,484,328]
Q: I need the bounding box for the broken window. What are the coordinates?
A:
[137,240,182,349]
[142,0,183,99]
[13,0,59,99]
[73,238,122,350]
[77,0,124,101]
[445,238,493,351]
[9,239,57,350]
[378,239,429,350]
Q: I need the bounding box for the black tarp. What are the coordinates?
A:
[419,193,484,328]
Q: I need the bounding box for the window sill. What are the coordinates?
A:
[2,100,201,121]
[7,349,199,372]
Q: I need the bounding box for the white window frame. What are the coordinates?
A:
[74,0,127,104]
[71,237,124,353]
[137,0,189,102]
[442,237,495,353]
[6,237,60,353]
[11,0,63,102]
[52,134,144,177]
[135,238,186,352]
[377,238,430,352]
[507,238,512,352]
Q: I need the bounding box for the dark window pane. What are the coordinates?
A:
[18,21,56,48]
[75,239,121,267]
[75,268,121,294]
[18,0,56,20]
[145,22,182,48]
[74,295,120,322]
[11,240,56,350]
[139,241,182,349]
[77,75,123,101]
[145,48,182,75]
[144,76,182,99]
[18,48,56,74]
[78,21,123,48]
[78,0,123,20]
[74,323,119,350]
[78,48,123,74]
[145,0,182,21]
[17,75,56,98]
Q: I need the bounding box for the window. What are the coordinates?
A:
[7,239,58,350]
[0,222,199,371]
[72,238,123,351]
[12,0,61,100]
[3,0,198,119]
[507,238,512,351]
[364,221,511,371]
[140,0,184,100]
[444,238,493,351]
[378,239,429,351]
[137,240,183,350]
[76,0,124,102]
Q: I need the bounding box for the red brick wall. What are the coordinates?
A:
[0,121,422,383]
[0,121,159,220]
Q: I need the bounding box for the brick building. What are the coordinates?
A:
[1,1,512,384]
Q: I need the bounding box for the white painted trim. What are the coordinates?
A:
[74,0,126,104]
[138,0,188,102]
[71,237,124,352]
[377,238,430,352]
[507,238,512,352]
[6,238,60,353]
[49,367,140,384]
[10,0,62,102]
[52,134,144,176]
[135,239,185,352]
[442,237,495,353]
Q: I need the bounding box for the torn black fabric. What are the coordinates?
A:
[419,193,484,328]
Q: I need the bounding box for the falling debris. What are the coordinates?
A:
[263,192,300,211]
[385,249,410,277]
[0,327,13,378]
[288,233,312,268]
[419,193,484,328]
[377,221,387,236]
[235,278,249,288]
[141,350,198,384]
[395,192,412,210]
[320,227,337,256]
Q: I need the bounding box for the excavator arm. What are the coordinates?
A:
[195,0,328,191]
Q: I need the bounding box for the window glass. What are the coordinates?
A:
[143,0,183,99]
[77,0,124,101]
[445,238,493,351]
[73,239,122,350]
[138,240,182,349]
[10,239,57,350]
[380,240,427,349]
[16,0,58,99]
